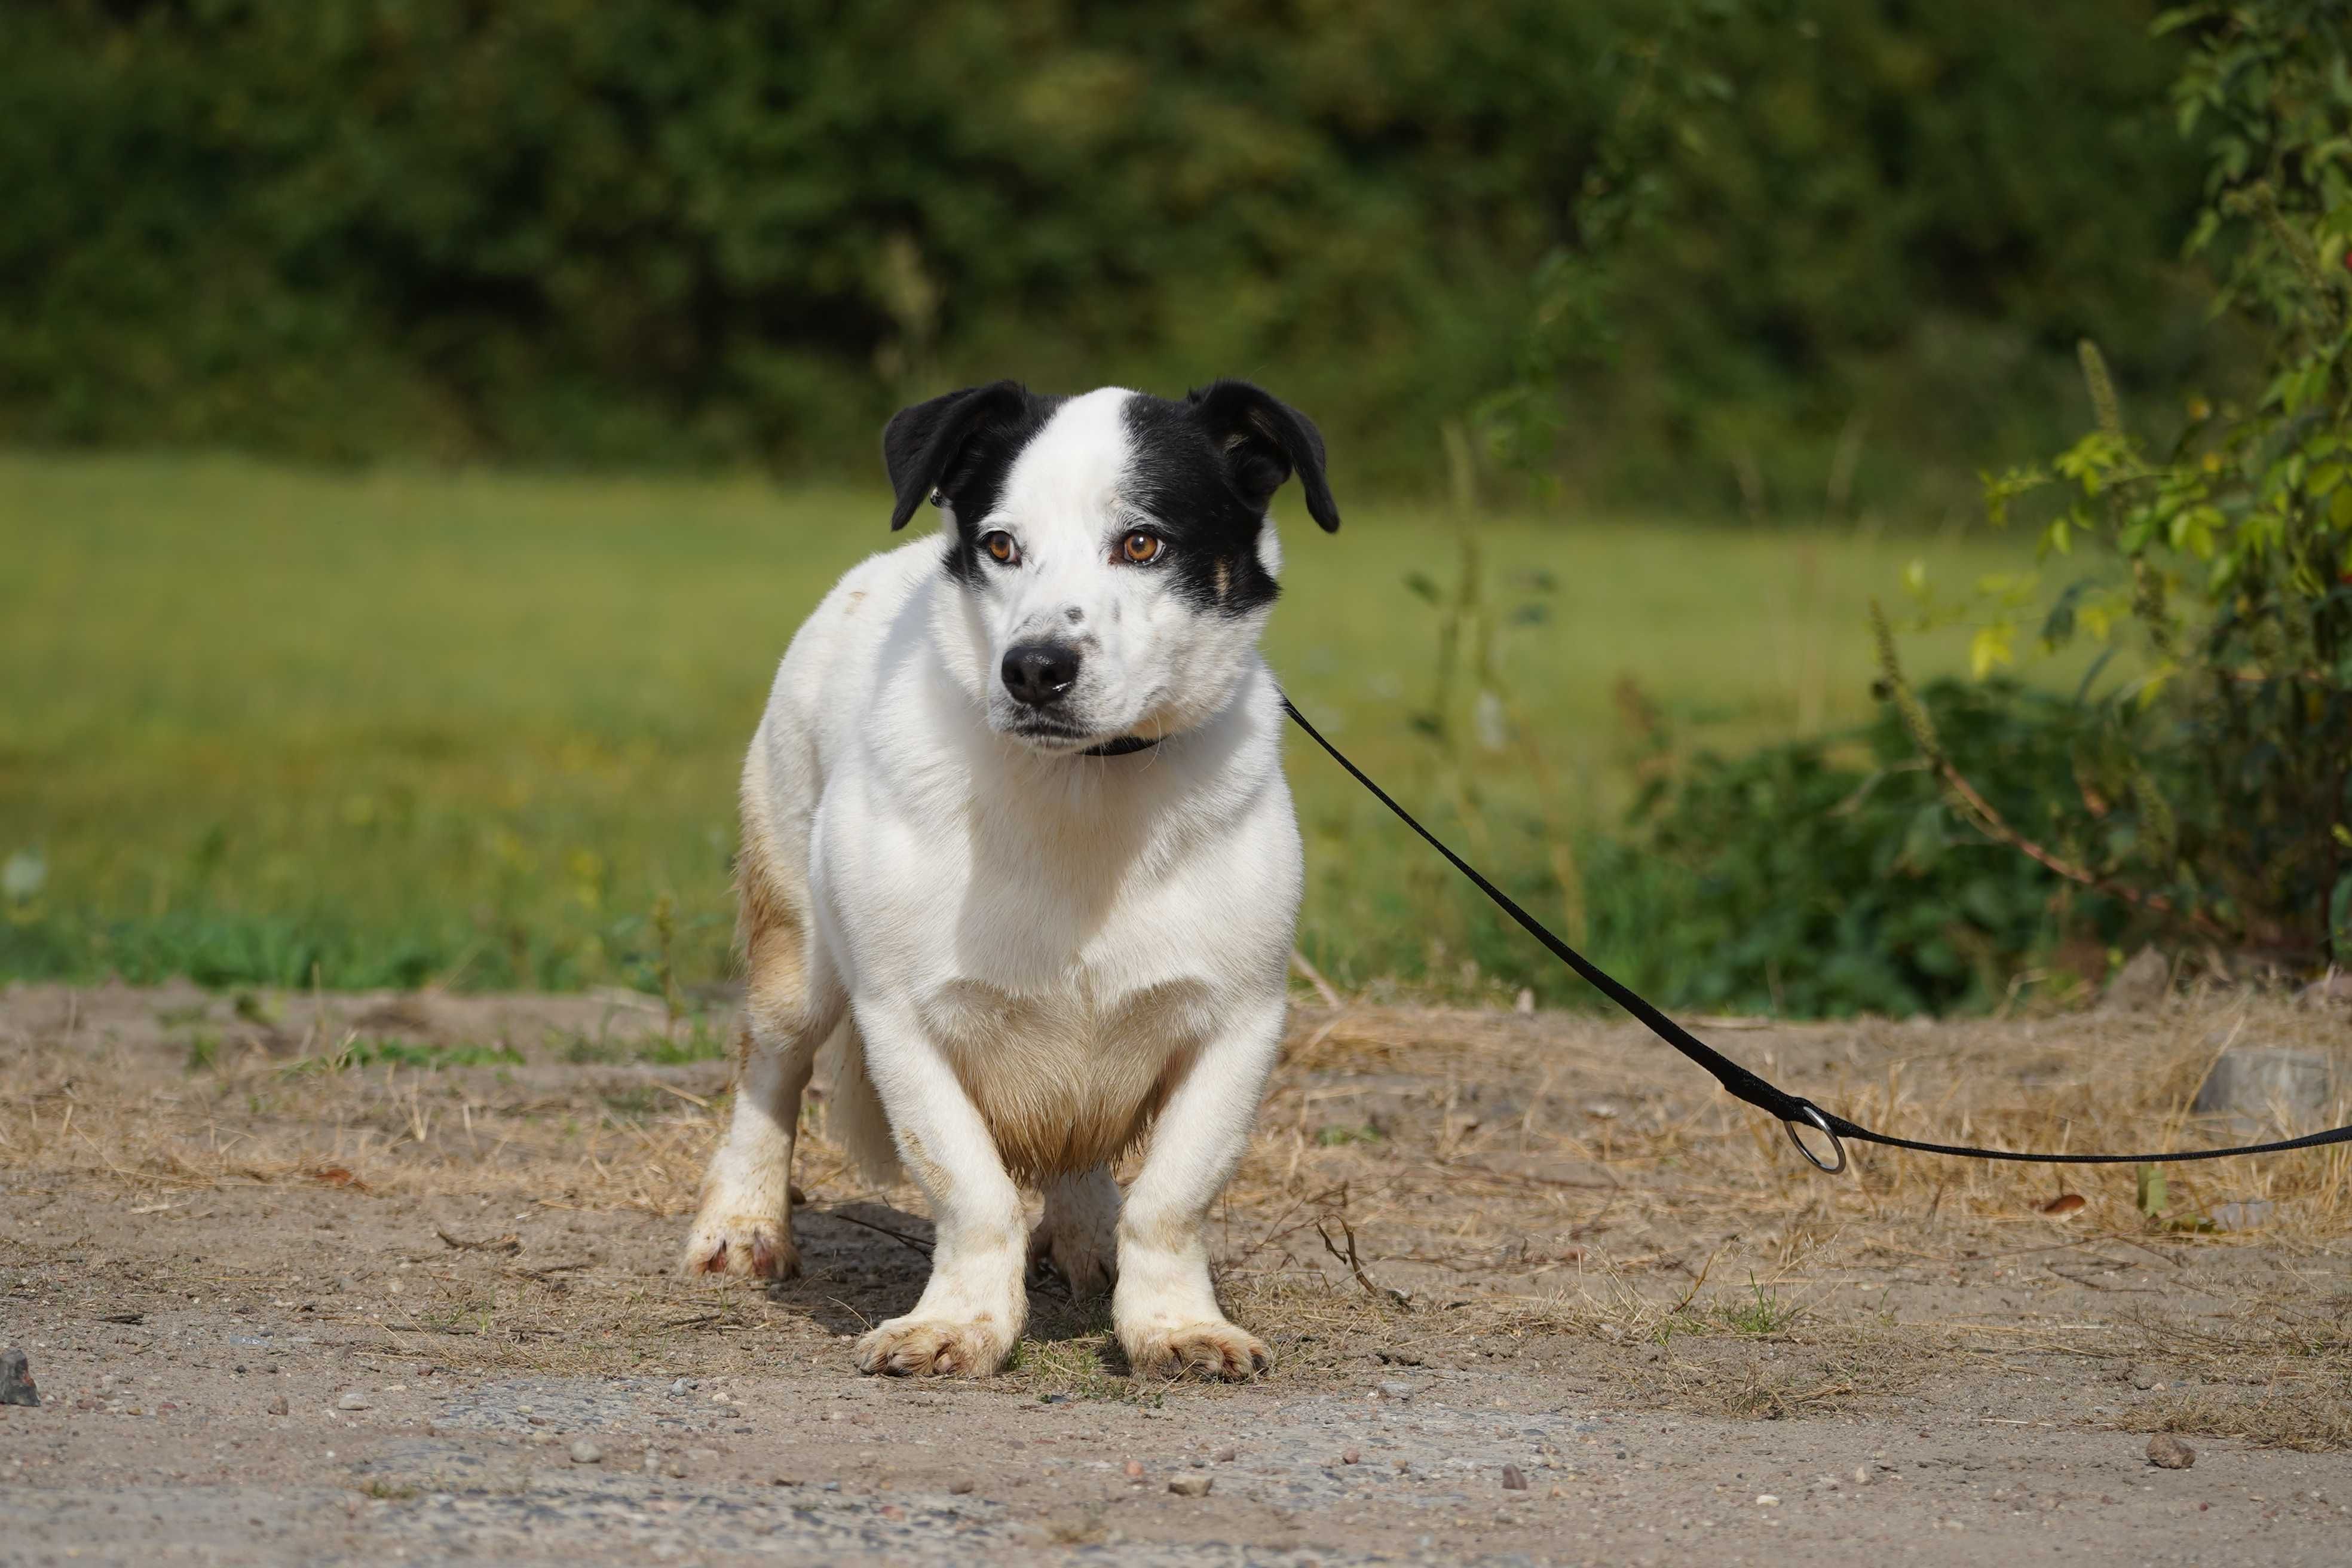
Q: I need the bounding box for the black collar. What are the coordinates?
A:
[1082,734,1162,758]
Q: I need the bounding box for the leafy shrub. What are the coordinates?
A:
[1897,0,2352,966]
[1591,678,2121,1018]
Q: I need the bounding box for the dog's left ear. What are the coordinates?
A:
[882,380,1033,531]
[1186,380,1341,532]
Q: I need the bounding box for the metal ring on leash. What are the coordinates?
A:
[1783,1105,1847,1174]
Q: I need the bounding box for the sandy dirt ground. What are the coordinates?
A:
[3,979,2349,1566]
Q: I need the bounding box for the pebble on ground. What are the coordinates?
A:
[1,1348,39,1408]
[2146,1434,2197,1470]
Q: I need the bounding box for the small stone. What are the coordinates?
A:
[0,1348,38,1407]
[266,1394,289,1416]
[2192,1046,2336,1130]
[1501,1465,1529,1492]
[947,1479,975,1496]
[1168,1474,1212,1498]
[669,1377,691,1395]
[1341,1448,1361,1465]
[2097,946,2171,1014]
[2296,972,2352,1006]
[1377,1381,1415,1401]
[2130,1367,2160,1391]
[665,1456,690,1478]
[2146,1434,2197,1470]
[1212,1447,1236,1463]
[1756,1494,1781,1506]
[1851,1466,1869,1487]
[335,1391,372,1411]
[569,1438,604,1465]
[1123,1459,1145,1480]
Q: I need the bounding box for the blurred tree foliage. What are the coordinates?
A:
[1892,0,2352,965]
[2,1,2218,504]
[1618,0,2352,1016]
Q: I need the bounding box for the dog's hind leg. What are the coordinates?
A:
[681,800,843,1281]
[1029,1166,1120,1297]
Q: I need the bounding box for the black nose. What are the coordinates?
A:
[1001,641,1081,708]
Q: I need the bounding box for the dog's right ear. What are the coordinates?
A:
[882,381,1032,530]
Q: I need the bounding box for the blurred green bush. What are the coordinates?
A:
[1589,677,2125,1017]
[1,1,2225,507]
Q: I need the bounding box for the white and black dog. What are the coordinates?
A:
[682,380,1339,1380]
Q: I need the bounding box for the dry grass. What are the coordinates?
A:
[4,981,2348,1440]
[2146,1390,2352,1453]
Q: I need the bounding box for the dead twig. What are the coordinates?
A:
[1290,950,1343,1008]
[1317,1216,1411,1311]
[435,1228,521,1255]
[820,1207,935,1258]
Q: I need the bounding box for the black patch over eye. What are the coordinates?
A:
[1119,384,1342,617]
[981,531,1020,566]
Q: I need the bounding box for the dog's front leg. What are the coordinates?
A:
[1113,996,1285,1381]
[853,1000,1028,1377]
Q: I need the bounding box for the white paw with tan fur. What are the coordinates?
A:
[679,1209,798,1281]
[1122,1319,1271,1382]
[855,1315,1015,1377]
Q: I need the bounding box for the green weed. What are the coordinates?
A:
[279,1037,523,1076]
[1714,1275,1803,1337]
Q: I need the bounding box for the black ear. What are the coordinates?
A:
[1184,380,1341,532]
[881,381,1033,530]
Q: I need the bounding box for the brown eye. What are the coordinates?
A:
[981,531,1019,565]
[1121,531,1163,564]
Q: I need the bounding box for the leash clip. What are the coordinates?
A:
[1783,1103,1847,1175]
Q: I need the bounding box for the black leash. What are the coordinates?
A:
[1281,694,2352,1175]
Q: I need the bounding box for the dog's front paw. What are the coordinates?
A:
[679,1211,798,1281]
[1123,1320,1272,1382]
[854,1315,1013,1378]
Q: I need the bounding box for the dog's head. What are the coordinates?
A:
[882,381,1340,752]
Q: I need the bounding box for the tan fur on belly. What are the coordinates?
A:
[918,979,1215,1180]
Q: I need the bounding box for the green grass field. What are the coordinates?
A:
[1,452,2040,1003]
